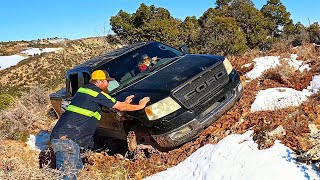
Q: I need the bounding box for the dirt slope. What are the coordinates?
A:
[0,37,120,94]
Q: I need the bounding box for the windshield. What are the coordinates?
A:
[98,42,184,93]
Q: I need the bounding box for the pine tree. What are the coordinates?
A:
[110,3,183,47]
[261,0,294,38]
[201,0,270,48]
[308,22,320,44]
[198,16,247,55]
[180,16,201,52]
[227,0,270,48]
[291,22,309,46]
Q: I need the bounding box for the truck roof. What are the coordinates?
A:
[74,41,149,69]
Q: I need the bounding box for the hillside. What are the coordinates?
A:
[0,37,121,96]
[1,41,320,179]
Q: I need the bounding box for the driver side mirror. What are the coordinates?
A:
[179,45,189,54]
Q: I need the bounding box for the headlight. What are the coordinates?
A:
[145,97,181,120]
[223,58,233,74]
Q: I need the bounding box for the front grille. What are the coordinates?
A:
[172,62,229,109]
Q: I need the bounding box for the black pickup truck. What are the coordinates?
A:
[50,41,243,150]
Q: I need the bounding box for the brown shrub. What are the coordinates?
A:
[0,140,59,179]
[0,103,35,141]
[20,85,50,110]
[261,59,313,91]
[0,85,53,141]
[270,40,292,54]
[290,43,320,61]
[228,49,262,75]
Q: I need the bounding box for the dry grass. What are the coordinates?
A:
[0,37,119,93]
[0,85,54,140]
[290,43,320,61]
[269,40,292,54]
[228,49,262,75]
[261,59,313,91]
[83,153,130,180]
[0,140,59,179]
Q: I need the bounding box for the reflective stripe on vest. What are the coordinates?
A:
[101,91,116,103]
[77,87,99,97]
[66,105,101,120]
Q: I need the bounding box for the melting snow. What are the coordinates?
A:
[309,75,320,93]
[245,54,315,112]
[26,131,51,151]
[245,56,280,80]
[284,54,311,72]
[21,47,63,56]
[48,38,66,44]
[0,55,28,70]
[245,55,311,80]
[251,75,320,112]
[241,63,252,68]
[250,88,311,112]
[146,131,319,180]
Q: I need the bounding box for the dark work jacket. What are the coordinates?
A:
[50,84,116,149]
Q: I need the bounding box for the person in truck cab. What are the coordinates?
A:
[50,70,150,179]
[138,54,158,72]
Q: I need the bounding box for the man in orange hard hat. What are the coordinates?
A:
[50,70,150,179]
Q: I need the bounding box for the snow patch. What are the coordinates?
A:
[284,54,311,72]
[26,131,51,151]
[250,88,311,112]
[251,75,320,112]
[241,63,252,68]
[0,55,28,70]
[21,47,63,56]
[245,54,311,81]
[146,131,319,180]
[48,38,66,44]
[245,56,280,80]
[309,75,320,93]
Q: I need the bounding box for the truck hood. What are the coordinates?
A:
[113,54,224,104]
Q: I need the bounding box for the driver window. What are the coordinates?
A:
[108,80,120,92]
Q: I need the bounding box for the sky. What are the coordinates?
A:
[0,0,319,42]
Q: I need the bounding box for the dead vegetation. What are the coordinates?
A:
[0,37,120,95]
[261,60,313,91]
[0,139,59,179]
[0,85,54,141]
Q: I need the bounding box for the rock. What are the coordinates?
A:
[297,144,320,162]
[268,125,286,138]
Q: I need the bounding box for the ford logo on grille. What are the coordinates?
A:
[183,71,226,100]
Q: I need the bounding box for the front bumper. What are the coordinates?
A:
[151,81,243,148]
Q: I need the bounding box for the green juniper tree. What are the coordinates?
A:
[198,16,247,55]
[261,0,294,39]
[308,22,320,44]
[110,3,183,47]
